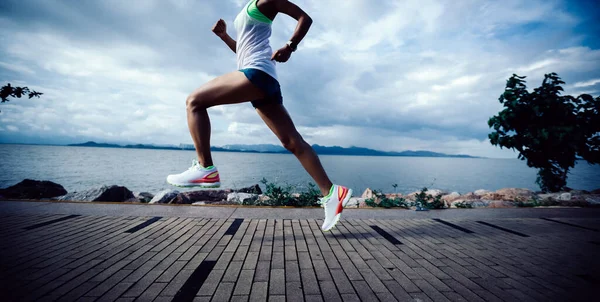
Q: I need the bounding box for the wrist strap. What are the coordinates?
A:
[286,41,297,52]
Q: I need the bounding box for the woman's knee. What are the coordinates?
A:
[281,135,306,155]
[186,91,210,112]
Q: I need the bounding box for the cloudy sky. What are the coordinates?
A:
[0,0,599,158]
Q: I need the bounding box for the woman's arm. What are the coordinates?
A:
[271,0,313,62]
[212,19,237,54]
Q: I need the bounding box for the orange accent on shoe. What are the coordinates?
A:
[337,186,348,202]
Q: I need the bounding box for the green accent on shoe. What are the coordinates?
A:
[247,0,272,24]
[202,165,215,170]
[324,185,334,199]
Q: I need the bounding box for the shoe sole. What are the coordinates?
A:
[167,181,221,189]
[322,188,353,232]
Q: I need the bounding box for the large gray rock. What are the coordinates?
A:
[57,185,134,202]
[149,190,179,204]
[559,193,572,201]
[482,188,534,202]
[0,179,67,200]
[227,193,258,204]
[170,190,231,204]
[346,197,364,208]
[134,192,154,203]
[474,189,491,196]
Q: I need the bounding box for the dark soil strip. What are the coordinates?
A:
[540,218,598,232]
[432,219,474,234]
[124,216,162,233]
[370,225,403,245]
[577,274,600,285]
[172,260,217,302]
[224,218,244,235]
[23,215,80,230]
[476,221,529,237]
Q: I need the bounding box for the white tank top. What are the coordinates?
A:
[234,0,278,80]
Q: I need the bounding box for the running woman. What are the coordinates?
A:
[166,0,352,231]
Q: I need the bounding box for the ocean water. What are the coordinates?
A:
[1,144,599,195]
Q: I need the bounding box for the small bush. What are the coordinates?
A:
[296,183,321,207]
[365,189,412,209]
[414,187,445,209]
[454,201,473,209]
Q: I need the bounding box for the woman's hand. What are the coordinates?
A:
[271,45,292,63]
[212,19,227,38]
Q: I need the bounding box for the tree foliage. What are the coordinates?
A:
[1,83,43,112]
[488,73,600,192]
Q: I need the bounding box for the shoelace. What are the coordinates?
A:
[188,159,200,171]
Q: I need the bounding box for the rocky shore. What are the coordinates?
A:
[1,179,599,208]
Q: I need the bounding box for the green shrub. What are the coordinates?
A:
[296,183,321,207]
[365,188,412,209]
[454,201,473,209]
[414,187,445,209]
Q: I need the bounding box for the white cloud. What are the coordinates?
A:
[574,78,600,88]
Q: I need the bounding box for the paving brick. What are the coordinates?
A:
[253,261,270,282]
[222,261,243,283]
[269,268,285,296]
[319,280,342,302]
[285,282,303,302]
[327,269,355,295]
[300,269,321,295]
[351,280,378,302]
[233,269,255,296]
[249,281,267,302]
[210,282,235,302]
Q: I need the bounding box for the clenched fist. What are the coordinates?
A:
[212,19,227,38]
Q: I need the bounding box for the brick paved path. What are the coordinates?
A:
[1,209,599,301]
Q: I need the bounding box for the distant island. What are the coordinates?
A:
[67,141,479,158]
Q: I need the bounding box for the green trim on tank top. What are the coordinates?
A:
[247,0,272,24]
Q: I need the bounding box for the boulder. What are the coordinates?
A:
[0,179,67,200]
[450,199,487,208]
[585,195,600,205]
[346,197,364,208]
[149,190,179,204]
[227,193,258,204]
[258,194,271,202]
[170,189,231,204]
[482,188,534,202]
[474,189,491,196]
[361,188,375,199]
[538,193,560,202]
[559,193,572,201]
[441,192,461,203]
[234,184,262,194]
[134,192,154,203]
[57,185,134,202]
[192,201,206,206]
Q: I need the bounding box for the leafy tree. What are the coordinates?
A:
[1,83,43,112]
[488,73,600,192]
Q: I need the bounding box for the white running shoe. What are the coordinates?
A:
[166,159,221,188]
[320,184,353,231]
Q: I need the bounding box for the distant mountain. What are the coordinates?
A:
[67,141,478,158]
[68,141,122,148]
[222,144,286,153]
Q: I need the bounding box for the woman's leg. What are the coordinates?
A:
[255,103,333,196]
[186,71,265,167]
